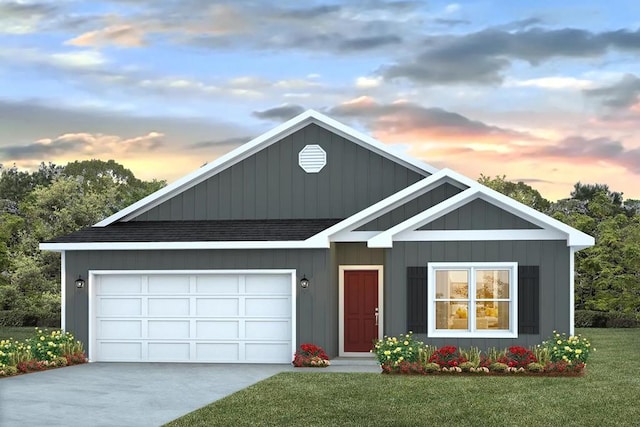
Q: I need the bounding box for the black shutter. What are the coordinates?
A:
[518,266,539,334]
[407,267,427,333]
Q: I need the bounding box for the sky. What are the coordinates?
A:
[1,0,640,202]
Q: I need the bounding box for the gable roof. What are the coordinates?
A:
[95,109,439,227]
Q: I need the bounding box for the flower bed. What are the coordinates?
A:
[373,331,592,376]
[292,343,330,367]
[0,328,88,378]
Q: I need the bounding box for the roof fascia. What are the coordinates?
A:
[95,109,438,227]
[39,239,330,252]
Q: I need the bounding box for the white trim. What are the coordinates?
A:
[40,240,330,252]
[338,265,383,357]
[393,229,567,242]
[95,109,437,226]
[569,247,576,336]
[87,269,296,363]
[427,262,518,339]
[60,251,66,331]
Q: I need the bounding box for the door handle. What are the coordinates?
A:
[375,307,379,326]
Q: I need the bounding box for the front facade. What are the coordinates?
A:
[41,110,594,364]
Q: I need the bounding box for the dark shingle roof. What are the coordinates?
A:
[45,219,343,243]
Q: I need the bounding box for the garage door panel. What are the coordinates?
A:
[245,343,290,362]
[246,298,290,316]
[98,276,142,294]
[245,275,289,294]
[148,320,190,339]
[100,342,142,361]
[195,275,240,294]
[99,320,142,339]
[100,298,142,316]
[148,276,190,293]
[148,343,190,361]
[196,343,239,362]
[148,298,190,316]
[94,272,292,363]
[196,320,239,339]
[196,298,239,316]
[245,320,289,340]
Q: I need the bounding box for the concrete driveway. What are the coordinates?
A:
[0,362,293,427]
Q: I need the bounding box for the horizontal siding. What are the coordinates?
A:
[386,240,569,350]
[134,124,427,221]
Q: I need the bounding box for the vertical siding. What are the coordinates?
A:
[420,199,540,230]
[386,240,569,350]
[65,249,340,357]
[133,124,427,221]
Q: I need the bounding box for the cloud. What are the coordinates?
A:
[434,18,470,27]
[2,132,165,160]
[383,27,640,85]
[511,76,594,90]
[329,97,531,141]
[532,135,640,174]
[584,74,640,109]
[66,24,147,48]
[253,104,306,121]
[338,35,402,51]
[0,1,57,34]
[189,136,252,150]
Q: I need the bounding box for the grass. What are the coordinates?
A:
[0,326,60,342]
[165,328,640,427]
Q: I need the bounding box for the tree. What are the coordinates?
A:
[478,174,551,211]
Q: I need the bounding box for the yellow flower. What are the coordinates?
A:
[557,340,562,344]
[562,355,568,361]
[575,349,582,354]
[384,350,391,355]
[40,336,45,341]
[565,346,572,352]
[404,341,409,345]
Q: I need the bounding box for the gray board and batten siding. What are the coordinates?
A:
[132,123,429,222]
[387,240,570,349]
[65,249,339,357]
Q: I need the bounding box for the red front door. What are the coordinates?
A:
[344,270,379,352]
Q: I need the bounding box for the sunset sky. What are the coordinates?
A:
[1,0,639,201]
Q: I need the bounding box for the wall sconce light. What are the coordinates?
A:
[300,275,310,289]
[75,275,85,289]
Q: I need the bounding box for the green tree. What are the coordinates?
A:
[478,174,551,211]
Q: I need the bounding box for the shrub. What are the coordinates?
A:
[373,332,422,367]
[532,345,551,365]
[422,362,440,373]
[28,329,82,362]
[606,312,639,328]
[574,310,639,328]
[498,346,537,369]
[418,345,437,366]
[0,365,18,376]
[428,346,466,368]
[459,361,476,372]
[527,362,545,373]
[543,331,593,365]
[490,362,508,373]
[292,343,330,367]
[459,347,481,367]
[0,339,32,367]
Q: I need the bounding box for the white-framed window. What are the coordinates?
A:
[427,262,518,338]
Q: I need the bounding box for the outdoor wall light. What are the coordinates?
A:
[300,275,310,289]
[75,275,85,289]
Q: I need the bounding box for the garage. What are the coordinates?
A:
[89,270,295,363]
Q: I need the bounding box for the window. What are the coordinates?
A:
[427,262,517,338]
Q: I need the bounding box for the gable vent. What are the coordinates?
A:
[298,144,327,173]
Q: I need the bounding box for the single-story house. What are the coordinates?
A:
[40,110,594,364]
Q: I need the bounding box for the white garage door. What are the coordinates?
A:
[91,271,294,363]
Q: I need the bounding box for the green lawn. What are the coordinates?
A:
[0,326,60,342]
[165,328,640,427]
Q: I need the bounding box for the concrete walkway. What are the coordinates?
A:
[0,360,380,427]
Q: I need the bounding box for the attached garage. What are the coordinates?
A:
[88,270,296,363]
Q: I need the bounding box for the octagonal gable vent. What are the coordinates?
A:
[298,144,327,173]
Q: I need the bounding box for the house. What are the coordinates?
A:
[40,110,594,364]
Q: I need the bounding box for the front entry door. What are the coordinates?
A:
[344,270,379,352]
